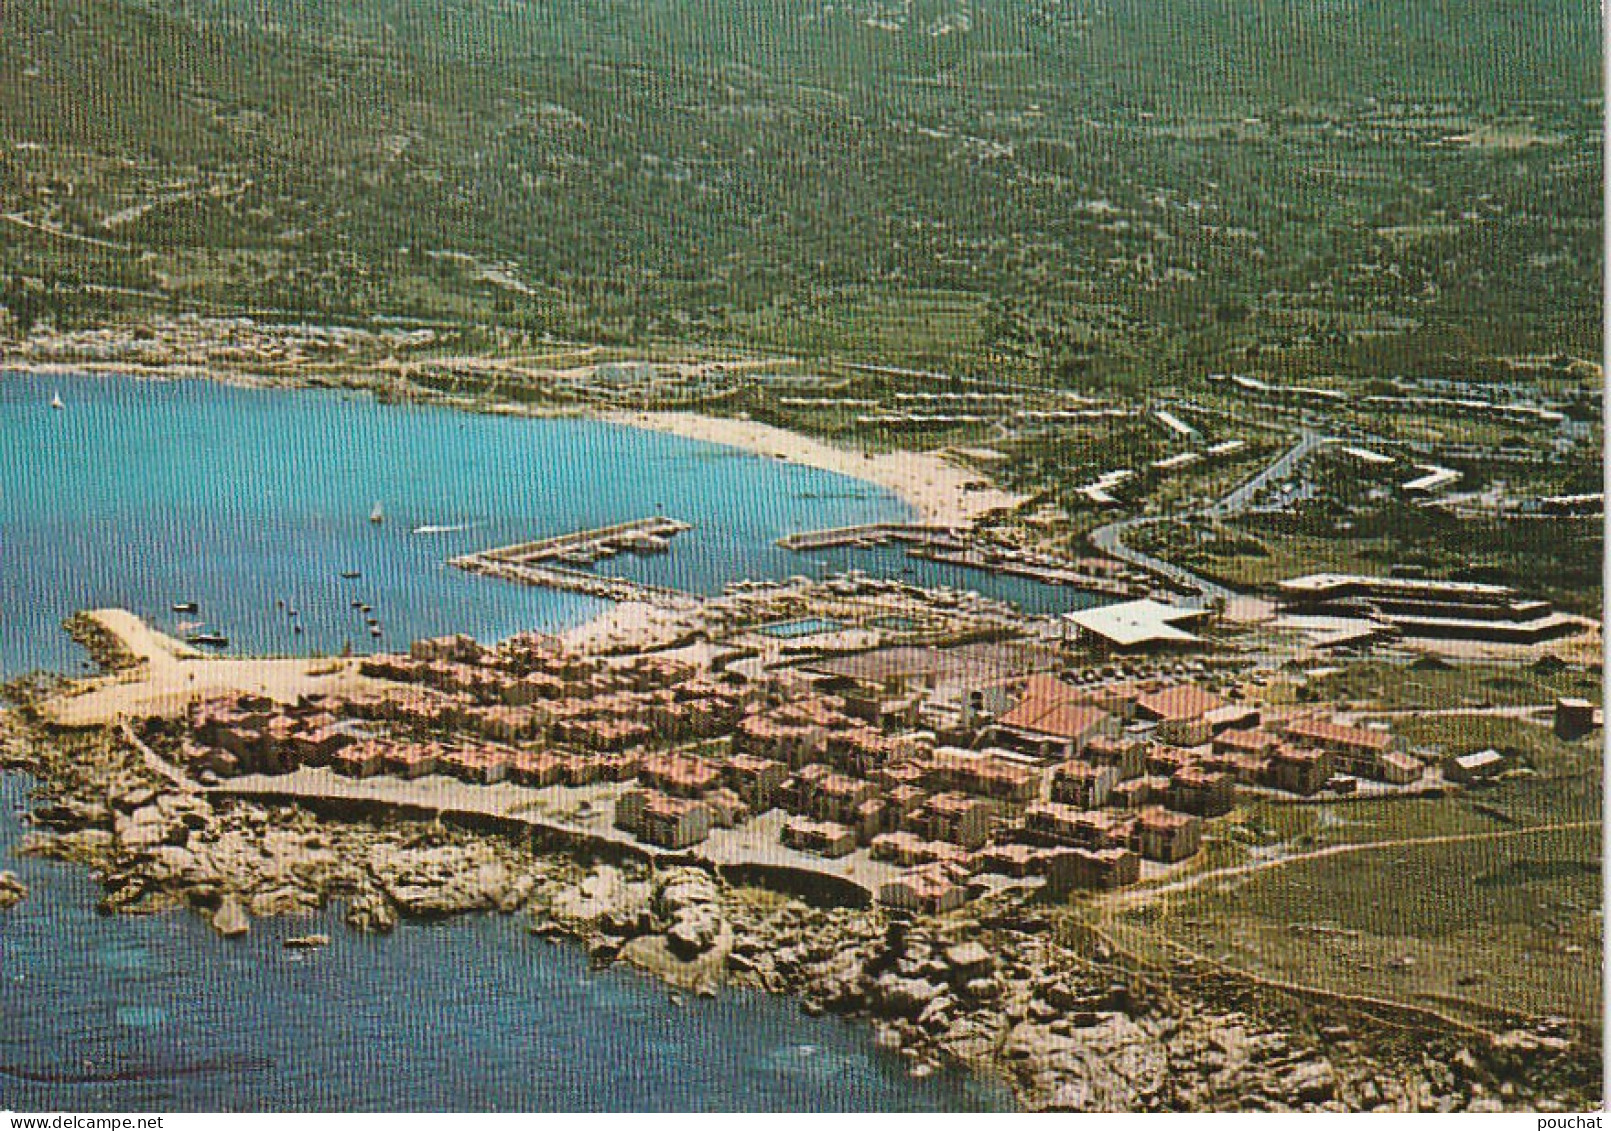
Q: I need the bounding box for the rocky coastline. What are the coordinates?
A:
[61,612,145,673]
[0,711,1597,1113]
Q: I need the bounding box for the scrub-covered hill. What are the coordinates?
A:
[0,0,1600,378]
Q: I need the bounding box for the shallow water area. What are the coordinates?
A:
[0,772,1012,1110]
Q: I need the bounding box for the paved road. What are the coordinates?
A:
[1088,514,1236,605]
[1087,431,1330,606]
[1202,430,1331,519]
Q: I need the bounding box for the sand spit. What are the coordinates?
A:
[42,609,385,729]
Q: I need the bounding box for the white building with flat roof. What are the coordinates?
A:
[1063,599,1212,651]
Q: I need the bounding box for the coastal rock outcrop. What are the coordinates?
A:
[211,895,250,937]
[1277,1058,1338,1104]
[617,868,733,991]
[369,842,532,918]
[15,827,115,867]
[1006,1014,1170,1112]
[547,864,652,936]
[345,886,399,934]
[871,973,947,1018]
[26,797,111,831]
[5,712,1600,1115]
[0,871,28,911]
[654,869,728,959]
[114,804,186,853]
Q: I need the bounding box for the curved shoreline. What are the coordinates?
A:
[2,363,1027,532]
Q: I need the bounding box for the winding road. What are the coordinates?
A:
[1087,431,1331,605]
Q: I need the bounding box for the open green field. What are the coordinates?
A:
[1098,718,1602,1030]
[1139,824,1602,1026]
[1305,662,1604,714]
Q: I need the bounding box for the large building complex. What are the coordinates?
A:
[1275,573,1583,644]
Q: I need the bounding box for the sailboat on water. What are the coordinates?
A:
[369,501,385,525]
[50,390,64,411]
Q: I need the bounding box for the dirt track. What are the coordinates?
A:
[1107,819,1602,909]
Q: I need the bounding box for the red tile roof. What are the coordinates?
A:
[1282,716,1393,751]
[1135,684,1225,722]
[998,696,1110,740]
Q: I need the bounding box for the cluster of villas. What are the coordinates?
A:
[167,630,1423,915]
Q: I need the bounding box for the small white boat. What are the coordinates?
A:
[369,502,384,524]
[50,390,64,411]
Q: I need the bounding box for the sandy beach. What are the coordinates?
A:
[43,609,385,728]
[560,600,698,654]
[603,410,1027,527]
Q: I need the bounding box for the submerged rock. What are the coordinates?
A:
[211,895,250,937]
[345,887,398,934]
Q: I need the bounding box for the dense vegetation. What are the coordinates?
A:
[0,0,1601,383]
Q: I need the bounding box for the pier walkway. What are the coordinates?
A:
[780,523,1135,597]
[450,518,699,606]
[473,516,691,566]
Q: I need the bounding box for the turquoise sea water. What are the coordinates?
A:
[0,372,1090,676]
[0,372,1032,1111]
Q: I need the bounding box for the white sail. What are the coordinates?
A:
[369,501,385,523]
[50,390,64,410]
